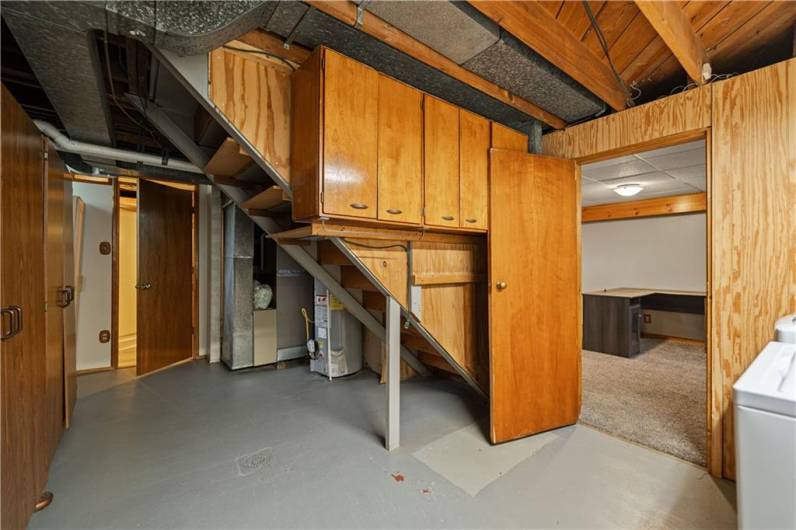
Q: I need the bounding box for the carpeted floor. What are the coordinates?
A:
[581,338,706,466]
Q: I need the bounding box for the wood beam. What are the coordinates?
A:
[582,192,706,223]
[236,29,312,65]
[634,1,709,84]
[304,0,567,129]
[468,1,628,111]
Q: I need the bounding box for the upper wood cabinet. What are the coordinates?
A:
[424,95,460,229]
[291,46,528,233]
[459,110,490,230]
[492,122,528,152]
[291,47,379,221]
[323,49,379,219]
[378,76,423,225]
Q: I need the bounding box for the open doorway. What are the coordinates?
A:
[117,180,138,368]
[578,138,708,466]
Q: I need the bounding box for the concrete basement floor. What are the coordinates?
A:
[31,361,736,529]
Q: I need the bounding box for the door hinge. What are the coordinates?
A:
[43,151,49,161]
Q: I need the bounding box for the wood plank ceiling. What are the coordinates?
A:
[535,0,796,103]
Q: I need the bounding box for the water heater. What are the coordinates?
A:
[310,282,363,378]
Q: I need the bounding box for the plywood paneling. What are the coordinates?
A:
[491,122,528,152]
[542,84,711,160]
[711,59,796,479]
[582,192,706,223]
[209,45,291,179]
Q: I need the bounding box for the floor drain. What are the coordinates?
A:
[236,447,272,477]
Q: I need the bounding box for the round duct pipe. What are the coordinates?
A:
[34,120,204,175]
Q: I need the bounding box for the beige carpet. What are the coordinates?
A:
[581,338,706,466]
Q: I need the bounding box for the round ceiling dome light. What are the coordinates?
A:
[613,183,643,197]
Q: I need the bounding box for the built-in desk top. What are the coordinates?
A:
[584,287,707,298]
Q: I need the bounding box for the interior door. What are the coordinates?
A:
[488,149,581,443]
[137,179,194,375]
[62,178,77,426]
[43,140,65,458]
[1,84,47,530]
[322,48,379,219]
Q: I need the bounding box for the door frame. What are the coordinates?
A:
[111,178,201,369]
[571,128,717,476]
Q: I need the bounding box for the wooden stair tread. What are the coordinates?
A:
[205,138,252,178]
[240,186,289,211]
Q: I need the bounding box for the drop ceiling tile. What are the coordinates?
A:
[643,147,706,171]
[582,154,639,170]
[581,158,656,181]
[600,171,675,187]
[668,165,707,191]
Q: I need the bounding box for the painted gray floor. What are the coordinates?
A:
[31,361,736,529]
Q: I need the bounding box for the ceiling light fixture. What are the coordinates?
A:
[613,184,643,197]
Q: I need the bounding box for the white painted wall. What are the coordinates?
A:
[582,213,706,293]
[73,182,113,370]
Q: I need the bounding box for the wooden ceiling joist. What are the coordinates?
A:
[634,1,710,85]
[237,29,312,65]
[468,0,628,111]
[303,0,567,129]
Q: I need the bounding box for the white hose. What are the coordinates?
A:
[33,120,203,174]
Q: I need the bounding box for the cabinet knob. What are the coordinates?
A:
[465,218,477,224]
[385,208,402,215]
[350,203,368,210]
[442,215,455,221]
[496,281,508,291]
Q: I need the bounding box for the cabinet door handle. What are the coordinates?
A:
[442,215,455,221]
[1,307,14,340]
[465,218,477,224]
[350,203,368,210]
[385,208,402,215]
[135,282,152,290]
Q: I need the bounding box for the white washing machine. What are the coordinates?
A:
[733,340,796,530]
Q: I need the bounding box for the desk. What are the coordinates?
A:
[583,287,706,357]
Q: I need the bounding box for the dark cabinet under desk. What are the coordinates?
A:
[583,294,641,357]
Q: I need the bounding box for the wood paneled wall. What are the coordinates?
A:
[711,59,796,479]
[208,44,292,180]
[542,58,796,480]
[542,84,711,161]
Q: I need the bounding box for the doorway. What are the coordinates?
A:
[111,177,199,376]
[577,137,709,466]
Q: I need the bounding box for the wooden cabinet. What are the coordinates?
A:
[377,76,423,225]
[291,46,529,233]
[492,122,528,152]
[424,95,460,228]
[323,48,379,219]
[459,110,490,230]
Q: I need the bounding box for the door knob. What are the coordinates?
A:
[135,282,152,290]
[496,281,508,291]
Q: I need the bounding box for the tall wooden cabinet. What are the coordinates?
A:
[1,85,76,530]
[291,46,528,233]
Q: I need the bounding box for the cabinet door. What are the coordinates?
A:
[459,110,490,230]
[492,122,527,151]
[323,49,379,219]
[424,96,460,228]
[378,76,423,225]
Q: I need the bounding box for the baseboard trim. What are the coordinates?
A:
[76,366,114,376]
[641,333,706,346]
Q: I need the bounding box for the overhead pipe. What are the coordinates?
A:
[34,120,204,175]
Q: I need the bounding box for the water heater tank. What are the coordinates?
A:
[775,314,796,344]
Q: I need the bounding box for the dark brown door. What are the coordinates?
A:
[63,179,77,426]
[1,84,48,530]
[136,179,194,375]
[488,149,581,443]
[43,140,65,459]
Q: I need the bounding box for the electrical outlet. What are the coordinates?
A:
[643,313,651,324]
